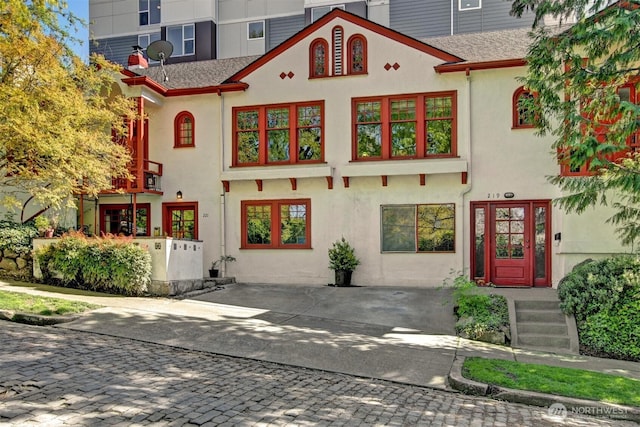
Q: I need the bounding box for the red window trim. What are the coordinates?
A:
[99,203,151,236]
[351,91,457,161]
[559,80,640,176]
[232,101,325,167]
[309,38,329,78]
[347,34,367,75]
[512,86,536,129]
[162,201,199,240]
[174,111,195,148]
[241,199,312,249]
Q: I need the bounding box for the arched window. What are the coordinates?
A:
[174,111,195,147]
[310,39,329,78]
[347,35,367,75]
[512,87,535,129]
[332,26,344,76]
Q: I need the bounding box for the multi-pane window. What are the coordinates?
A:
[174,111,195,148]
[163,203,198,240]
[311,5,345,22]
[167,24,195,56]
[513,87,535,128]
[560,82,640,176]
[310,39,328,77]
[100,204,150,236]
[233,102,324,166]
[347,35,366,74]
[354,92,456,160]
[381,204,455,253]
[459,0,481,11]
[138,33,161,61]
[248,21,264,40]
[139,0,161,26]
[241,199,311,249]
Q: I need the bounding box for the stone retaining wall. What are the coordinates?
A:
[0,250,33,281]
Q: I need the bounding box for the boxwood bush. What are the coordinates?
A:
[36,232,151,296]
[558,256,640,361]
[0,220,38,256]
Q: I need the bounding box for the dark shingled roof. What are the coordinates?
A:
[422,27,534,64]
[135,55,261,89]
[132,25,571,89]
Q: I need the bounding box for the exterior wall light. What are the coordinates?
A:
[176,190,183,200]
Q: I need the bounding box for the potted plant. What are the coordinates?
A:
[328,237,360,287]
[209,255,236,278]
[34,216,54,238]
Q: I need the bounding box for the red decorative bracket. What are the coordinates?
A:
[461,172,468,185]
[326,176,333,189]
[381,175,388,186]
[222,180,230,192]
[419,174,426,186]
[343,176,350,188]
[255,179,263,191]
[289,177,297,191]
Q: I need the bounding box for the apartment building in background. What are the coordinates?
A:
[89,0,536,66]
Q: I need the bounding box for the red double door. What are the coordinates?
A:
[472,200,551,287]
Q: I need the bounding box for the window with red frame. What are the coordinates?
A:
[560,82,640,176]
[241,199,311,249]
[347,34,367,75]
[310,39,328,78]
[512,87,535,129]
[163,202,198,239]
[353,92,456,160]
[234,102,324,166]
[174,111,195,148]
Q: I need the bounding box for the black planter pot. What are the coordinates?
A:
[209,269,219,278]
[334,270,353,287]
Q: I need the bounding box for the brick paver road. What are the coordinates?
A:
[0,322,633,426]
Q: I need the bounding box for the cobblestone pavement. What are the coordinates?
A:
[0,322,634,427]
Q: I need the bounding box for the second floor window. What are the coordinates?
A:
[513,86,535,129]
[234,102,324,166]
[310,39,328,77]
[174,111,195,148]
[167,24,195,56]
[353,92,457,160]
[139,0,161,26]
[348,35,366,74]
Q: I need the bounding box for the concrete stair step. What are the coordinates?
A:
[514,300,561,310]
[516,309,565,323]
[517,334,571,350]
[517,322,567,335]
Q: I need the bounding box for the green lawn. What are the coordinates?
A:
[463,357,640,407]
[0,290,100,316]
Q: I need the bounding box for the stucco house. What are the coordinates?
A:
[44,9,632,287]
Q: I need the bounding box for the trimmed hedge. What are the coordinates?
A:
[36,232,151,296]
[558,256,640,361]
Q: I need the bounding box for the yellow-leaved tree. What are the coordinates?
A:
[0,0,135,217]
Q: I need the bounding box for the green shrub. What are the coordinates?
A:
[444,274,510,341]
[579,298,640,361]
[35,232,151,296]
[558,256,640,321]
[558,256,640,361]
[0,220,38,255]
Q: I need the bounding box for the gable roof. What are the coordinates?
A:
[224,8,464,83]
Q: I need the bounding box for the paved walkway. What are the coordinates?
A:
[1,280,639,419]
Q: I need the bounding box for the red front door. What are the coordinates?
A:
[471,200,551,287]
[491,204,530,286]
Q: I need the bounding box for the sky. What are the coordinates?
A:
[64,1,90,60]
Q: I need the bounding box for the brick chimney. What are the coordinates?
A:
[127,45,148,71]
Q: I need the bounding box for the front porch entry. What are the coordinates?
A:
[471,200,551,287]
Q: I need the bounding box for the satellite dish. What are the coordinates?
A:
[146,40,173,82]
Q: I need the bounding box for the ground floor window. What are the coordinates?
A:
[163,202,198,239]
[241,199,311,249]
[381,204,455,252]
[99,204,150,236]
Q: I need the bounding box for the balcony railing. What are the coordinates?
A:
[110,159,163,193]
